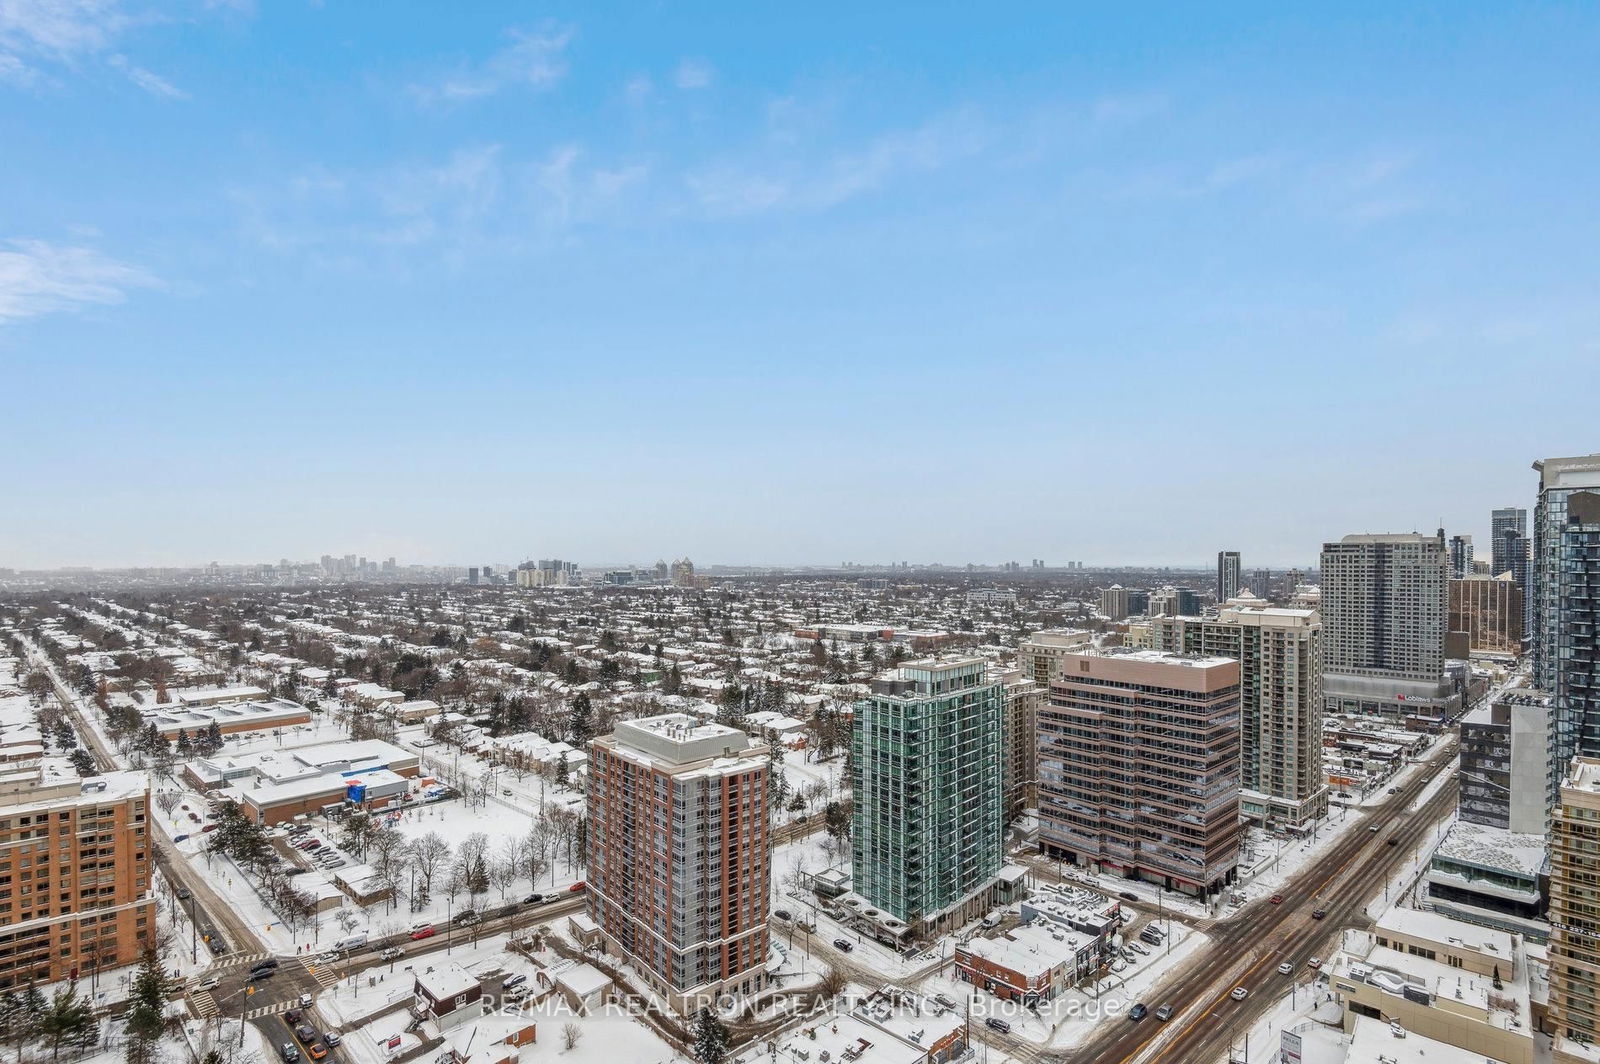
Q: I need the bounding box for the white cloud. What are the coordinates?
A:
[673,59,712,90]
[0,0,192,98]
[623,73,652,105]
[411,23,573,105]
[686,107,988,217]
[108,53,188,98]
[0,238,157,323]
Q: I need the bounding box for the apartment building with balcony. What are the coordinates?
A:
[585,714,770,1012]
[1148,600,1326,829]
[852,658,1005,934]
[1533,455,1600,771]
[0,770,154,989]
[1549,756,1600,1050]
[1037,648,1242,897]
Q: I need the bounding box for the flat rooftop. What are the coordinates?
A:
[610,713,755,766]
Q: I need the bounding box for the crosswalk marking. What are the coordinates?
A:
[300,958,339,989]
[190,992,219,1019]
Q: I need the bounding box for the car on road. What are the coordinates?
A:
[984,1017,1010,1034]
[294,1024,317,1044]
[569,881,586,893]
[773,909,792,922]
[833,938,854,952]
[315,952,339,966]
[1387,787,1399,794]
[306,1045,327,1062]
[283,1009,303,1025]
[1308,958,1321,969]
[409,923,436,940]
[1155,1004,1174,1022]
[250,966,276,980]
[1269,894,1284,904]
[298,993,313,1008]
[1230,987,1248,1001]
[379,947,405,961]
[454,911,479,926]
[1127,1003,1148,1021]
[279,1045,299,1063]
[1368,826,1380,833]
[1118,892,1139,903]
[253,959,280,972]
[194,976,221,993]
[1387,837,1400,846]
[1277,962,1293,975]
[176,887,191,900]
[522,893,543,905]
[1311,908,1327,920]
[323,1033,341,1048]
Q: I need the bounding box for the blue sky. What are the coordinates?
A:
[2,1,1597,569]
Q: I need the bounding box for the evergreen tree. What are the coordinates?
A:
[40,985,92,1062]
[567,694,594,747]
[175,730,191,755]
[125,949,168,1058]
[205,721,224,754]
[691,1007,730,1064]
[554,756,570,787]
[69,749,96,777]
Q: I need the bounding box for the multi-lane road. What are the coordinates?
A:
[971,734,1459,1064]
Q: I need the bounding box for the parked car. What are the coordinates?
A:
[522,893,543,905]
[454,911,479,926]
[773,909,792,922]
[833,938,853,953]
[1128,1003,1148,1021]
[409,924,436,940]
[569,881,587,893]
[1230,987,1248,1001]
[503,974,528,991]
[1155,1004,1174,1022]
[984,1018,1010,1034]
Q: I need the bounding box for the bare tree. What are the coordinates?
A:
[409,832,451,905]
[490,840,520,902]
[561,1023,582,1051]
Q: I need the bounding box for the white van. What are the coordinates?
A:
[332,934,367,953]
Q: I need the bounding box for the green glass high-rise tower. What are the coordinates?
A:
[851,658,1003,930]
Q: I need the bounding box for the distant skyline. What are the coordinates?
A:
[2,3,1597,569]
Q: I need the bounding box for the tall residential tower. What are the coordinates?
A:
[1149,600,1326,828]
[1319,532,1454,718]
[852,658,1004,933]
[586,714,771,1010]
[1533,455,1600,769]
